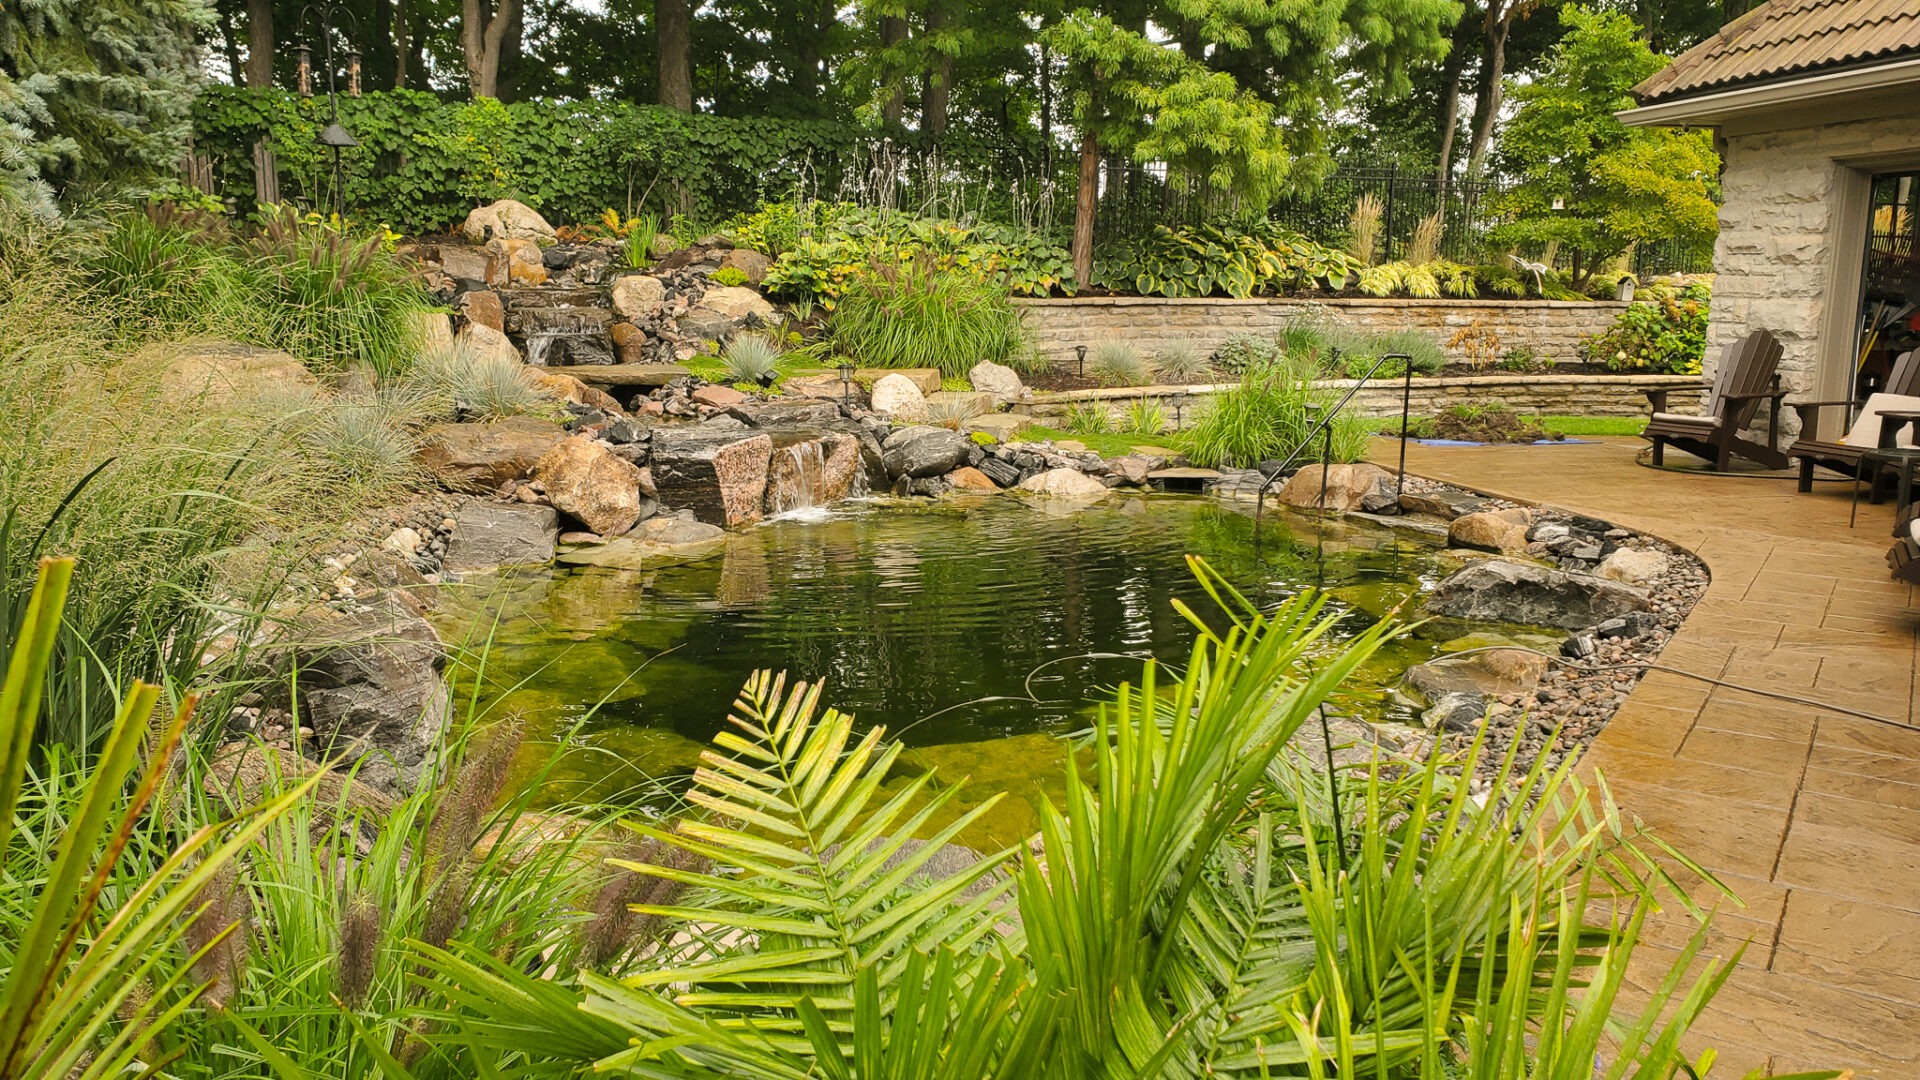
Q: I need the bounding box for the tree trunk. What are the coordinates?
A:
[497,0,525,102]
[245,0,273,88]
[1434,67,1462,185]
[879,14,908,126]
[922,5,952,137]
[1464,11,1510,178]
[656,0,693,111]
[463,0,520,99]
[215,0,245,86]
[1072,130,1098,289]
[394,0,410,88]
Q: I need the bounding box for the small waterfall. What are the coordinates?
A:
[766,434,867,518]
[519,308,614,367]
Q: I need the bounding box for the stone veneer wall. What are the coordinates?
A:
[1708,112,1920,430]
[1014,296,1629,368]
[1015,373,1705,423]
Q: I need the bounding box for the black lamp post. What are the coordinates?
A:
[837,362,856,406]
[295,2,361,220]
[1075,344,1088,378]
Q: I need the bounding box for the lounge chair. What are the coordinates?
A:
[1643,330,1788,470]
[1790,351,1920,493]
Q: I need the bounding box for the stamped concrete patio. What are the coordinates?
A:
[1381,435,1920,1078]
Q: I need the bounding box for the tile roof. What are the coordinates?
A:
[1635,0,1920,103]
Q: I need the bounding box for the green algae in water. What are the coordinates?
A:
[436,495,1449,831]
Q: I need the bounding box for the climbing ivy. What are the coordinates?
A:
[191,88,1065,233]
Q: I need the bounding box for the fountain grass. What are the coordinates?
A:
[827,255,1036,377]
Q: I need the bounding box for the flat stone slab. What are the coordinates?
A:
[564,363,690,387]
[966,413,1032,441]
[1148,467,1224,491]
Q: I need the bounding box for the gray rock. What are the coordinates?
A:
[1426,559,1651,630]
[677,308,736,342]
[967,360,1026,405]
[1423,692,1487,732]
[882,426,973,479]
[1403,648,1549,702]
[1397,489,1492,519]
[729,400,842,428]
[288,595,450,795]
[444,503,558,571]
[977,457,1022,488]
[1593,612,1660,640]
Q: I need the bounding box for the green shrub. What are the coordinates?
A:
[1095,221,1361,298]
[1214,332,1289,375]
[1152,340,1212,383]
[710,266,749,287]
[722,332,784,384]
[1063,401,1113,434]
[1120,397,1168,435]
[827,255,1033,377]
[1579,282,1710,374]
[621,213,659,269]
[87,207,432,379]
[1089,341,1151,387]
[1322,326,1448,376]
[408,341,547,420]
[764,205,1074,302]
[1180,361,1372,467]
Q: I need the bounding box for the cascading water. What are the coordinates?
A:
[766,434,868,518]
[520,308,615,366]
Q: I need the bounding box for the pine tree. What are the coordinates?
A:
[0,0,209,214]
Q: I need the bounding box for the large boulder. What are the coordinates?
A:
[1275,463,1397,513]
[871,373,929,421]
[443,502,559,572]
[968,360,1026,405]
[525,367,624,414]
[945,466,1000,492]
[153,342,319,407]
[611,274,667,321]
[1426,559,1651,630]
[719,249,775,285]
[490,237,548,286]
[556,517,729,569]
[418,416,566,492]
[1448,508,1536,554]
[1402,649,1549,703]
[438,245,498,285]
[462,199,556,244]
[881,426,972,479]
[696,285,776,324]
[1018,468,1110,499]
[288,595,451,795]
[457,322,521,366]
[459,289,506,332]
[651,429,774,528]
[533,436,656,536]
[1597,547,1668,588]
[410,311,456,354]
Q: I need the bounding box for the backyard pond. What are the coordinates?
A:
[436,494,1480,847]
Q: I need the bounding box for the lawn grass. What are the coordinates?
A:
[1530,414,1648,436]
[1019,424,1179,458]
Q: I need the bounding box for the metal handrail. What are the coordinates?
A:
[1252,352,1416,526]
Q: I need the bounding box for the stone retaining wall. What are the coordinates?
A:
[1015,296,1629,368]
[1014,373,1705,423]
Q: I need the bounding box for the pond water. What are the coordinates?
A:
[436,494,1467,847]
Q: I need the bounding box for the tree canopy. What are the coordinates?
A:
[1491,5,1719,283]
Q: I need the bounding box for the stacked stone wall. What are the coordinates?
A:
[1015,296,1628,369]
[1015,374,1704,423]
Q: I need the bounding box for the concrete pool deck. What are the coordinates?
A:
[1378,435,1920,1078]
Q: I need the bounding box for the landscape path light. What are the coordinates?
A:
[295,1,362,220]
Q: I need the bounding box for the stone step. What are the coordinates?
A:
[559,363,691,387]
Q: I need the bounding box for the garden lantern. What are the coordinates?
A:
[838,362,856,405]
[1075,344,1087,377]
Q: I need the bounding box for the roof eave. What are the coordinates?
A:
[1619,54,1920,128]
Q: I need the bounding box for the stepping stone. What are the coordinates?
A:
[565,363,690,387]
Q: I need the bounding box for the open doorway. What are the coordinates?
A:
[1856,170,1920,395]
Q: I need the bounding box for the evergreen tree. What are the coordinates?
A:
[0,0,209,211]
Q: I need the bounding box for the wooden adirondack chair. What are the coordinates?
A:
[1789,351,1920,492]
[1643,331,1788,470]
[1890,502,1920,584]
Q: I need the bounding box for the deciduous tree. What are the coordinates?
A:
[1492,6,1719,284]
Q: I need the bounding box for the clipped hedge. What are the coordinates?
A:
[191,88,1061,234]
